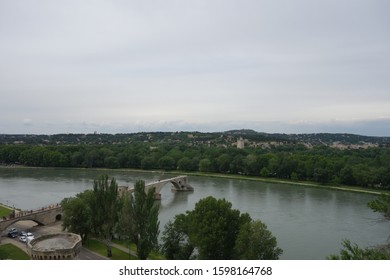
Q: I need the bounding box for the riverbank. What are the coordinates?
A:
[101,167,389,196]
[183,171,390,196]
[1,165,389,196]
[0,203,14,218]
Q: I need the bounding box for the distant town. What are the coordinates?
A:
[1,129,389,148]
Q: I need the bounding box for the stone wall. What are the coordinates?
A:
[27,233,82,260]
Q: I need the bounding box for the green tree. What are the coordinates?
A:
[339,166,356,185]
[230,154,244,174]
[161,214,194,260]
[217,154,231,173]
[104,155,120,169]
[141,156,157,170]
[167,148,184,163]
[19,147,47,166]
[244,154,260,175]
[127,180,160,260]
[188,197,239,259]
[376,166,390,189]
[177,157,192,171]
[89,175,120,258]
[199,158,212,172]
[116,192,132,240]
[43,150,65,167]
[158,156,176,170]
[0,145,26,163]
[161,196,281,260]
[234,220,283,259]
[85,149,102,168]
[367,194,390,219]
[186,197,246,259]
[260,167,270,177]
[70,151,84,167]
[327,239,390,260]
[61,190,93,243]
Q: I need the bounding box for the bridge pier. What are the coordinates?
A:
[148,175,194,200]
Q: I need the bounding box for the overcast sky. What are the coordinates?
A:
[1,0,389,136]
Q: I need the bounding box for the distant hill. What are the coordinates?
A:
[282,133,390,146]
[0,130,389,147]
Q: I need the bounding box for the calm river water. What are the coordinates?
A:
[0,167,388,260]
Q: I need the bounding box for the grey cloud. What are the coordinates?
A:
[0,0,389,136]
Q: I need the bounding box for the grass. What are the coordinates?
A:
[0,205,12,218]
[111,239,137,252]
[149,250,166,260]
[0,244,30,260]
[90,239,166,260]
[112,240,165,260]
[85,239,137,260]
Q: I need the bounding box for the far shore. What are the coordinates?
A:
[1,165,389,196]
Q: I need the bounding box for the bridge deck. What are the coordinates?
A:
[0,204,62,233]
[126,175,193,199]
[145,175,188,187]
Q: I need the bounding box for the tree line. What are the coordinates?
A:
[1,143,390,189]
[62,174,282,260]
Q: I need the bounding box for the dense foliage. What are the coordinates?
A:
[61,190,93,243]
[328,240,390,260]
[61,175,159,259]
[161,196,283,260]
[2,140,390,190]
[121,180,160,260]
[89,175,121,258]
[1,131,390,190]
[367,194,390,219]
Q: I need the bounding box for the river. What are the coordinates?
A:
[0,167,388,260]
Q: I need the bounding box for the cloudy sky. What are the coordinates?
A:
[1,0,389,136]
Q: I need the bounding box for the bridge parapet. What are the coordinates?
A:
[0,205,62,234]
[123,175,194,200]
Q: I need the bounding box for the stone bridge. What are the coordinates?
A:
[0,205,62,234]
[121,175,194,199]
[1,175,193,233]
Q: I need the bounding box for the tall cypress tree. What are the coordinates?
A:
[90,175,120,258]
[120,180,160,260]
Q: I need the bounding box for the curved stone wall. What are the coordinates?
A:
[27,233,82,260]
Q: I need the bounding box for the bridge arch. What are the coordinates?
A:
[144,175,194,198]
[1,218,44,230]
[0,206,63,233]
[123,175,194,200]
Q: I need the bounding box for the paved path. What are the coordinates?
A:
[110,241,138,258]
[79,247,108,260]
